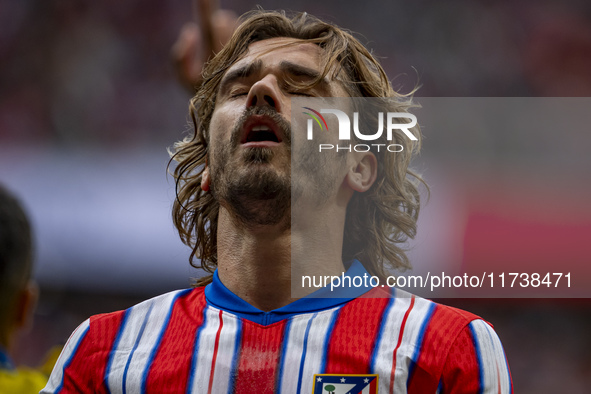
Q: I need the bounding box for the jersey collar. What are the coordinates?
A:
[204,260,373,325]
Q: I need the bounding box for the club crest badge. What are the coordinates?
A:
[312,374,378,393]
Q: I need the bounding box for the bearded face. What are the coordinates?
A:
[209,106,292,227]
[204,38,351,228]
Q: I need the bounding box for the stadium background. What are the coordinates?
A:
[1,0,590,392]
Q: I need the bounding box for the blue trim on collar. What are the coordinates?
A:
[204,260,372,326]
[0,346,15,371]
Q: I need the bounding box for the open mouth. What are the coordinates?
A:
[240,116,284,146]
[245,125,280,143]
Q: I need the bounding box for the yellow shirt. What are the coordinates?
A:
[0,367,47,393]
[0,345,61,393]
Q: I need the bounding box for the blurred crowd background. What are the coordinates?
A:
[1,0,591,392]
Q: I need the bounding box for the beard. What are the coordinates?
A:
[209,107,292,227]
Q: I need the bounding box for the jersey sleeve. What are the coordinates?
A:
[40,318,92,393]
[439,319,513,394]
[41,309,127,393]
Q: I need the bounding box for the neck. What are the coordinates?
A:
[216,199,348,311]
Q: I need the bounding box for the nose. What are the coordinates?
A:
[246,75,282,113]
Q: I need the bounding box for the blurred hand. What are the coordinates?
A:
[172,0,238,92]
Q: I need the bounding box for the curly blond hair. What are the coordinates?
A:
[170,10,425,286]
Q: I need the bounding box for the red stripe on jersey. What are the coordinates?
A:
[390,295,415,394]
[324,292,390,374]
[408,305,482,393]
[439,324,481,393]
[207,309,224,394]
[233,320,287,394]
[61,311,125,393]
[145,288,207,393]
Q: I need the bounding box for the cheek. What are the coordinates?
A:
[208,109,232,149]
[208,110,226,141]
[209,102,243,138]
[206,118,224,167]
[208,105,245,169]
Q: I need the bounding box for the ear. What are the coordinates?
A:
[345,152,377,193]
[201,166,211,192]
[15,280,38,331]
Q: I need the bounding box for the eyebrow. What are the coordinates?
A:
[219,59,328,93]
[278,61,324,81]
[219,59,263,93]
[279,61,331,93]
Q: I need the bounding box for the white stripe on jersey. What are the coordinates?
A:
[371,290,416,393]
[278,308,339,394]
[104,298,153,393]
[188,305,220,392]
[389,293,434,394]
[110,290,181,393]
[41,318,90,393]
[296,308,340,394]
[207,310,241,394]
[371,293,412,394]
[469,319,511,394]
[277,312,314,393]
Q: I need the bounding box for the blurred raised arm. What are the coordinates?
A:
[171,0,238,92]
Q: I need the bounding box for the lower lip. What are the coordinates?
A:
[241,141,282,148]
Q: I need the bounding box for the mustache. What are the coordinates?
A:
[230,106,292,148]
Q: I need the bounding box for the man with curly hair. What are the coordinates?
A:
[44,6,512,393]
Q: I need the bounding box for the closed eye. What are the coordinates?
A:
[289,91,313,97]
[229,90,248,99]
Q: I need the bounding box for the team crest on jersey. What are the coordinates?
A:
[312,374,378,393]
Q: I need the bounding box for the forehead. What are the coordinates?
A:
[231,37,324,73]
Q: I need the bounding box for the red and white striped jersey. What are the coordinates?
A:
[42,262,512,393]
